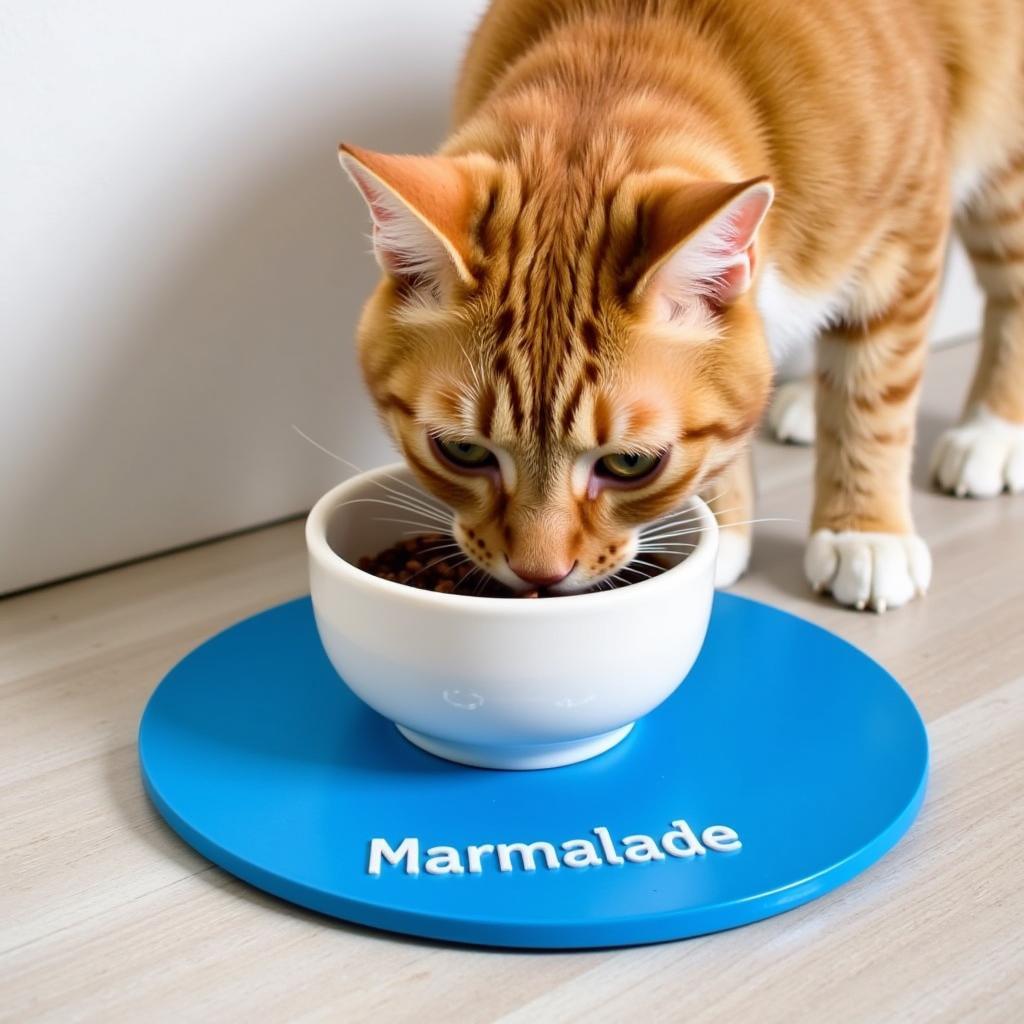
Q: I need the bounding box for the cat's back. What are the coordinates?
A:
[449,0,1023,337]
[455,0,1022,169]
[913,0,1024,195]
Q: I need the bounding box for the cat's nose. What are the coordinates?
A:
[507,561,574,588]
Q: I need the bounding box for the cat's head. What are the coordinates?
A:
[339,142,773,593]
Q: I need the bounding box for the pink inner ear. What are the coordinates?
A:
[339,145,480,287]
[654,182,772,317]
[710,246,755,306]
[729,194,770,252]
[368,196,392,224]
[366,194,401,272]
[370,223,404,275]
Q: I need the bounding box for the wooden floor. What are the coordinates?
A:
[2,338,1022,1022]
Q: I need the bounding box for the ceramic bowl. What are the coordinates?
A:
[306,463,718,770]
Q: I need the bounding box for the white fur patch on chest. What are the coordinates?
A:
[755,263,848,377]
[952,161,992,211]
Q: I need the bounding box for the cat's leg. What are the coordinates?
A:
[767,328,817,445]
[805,228,947,612]
[932,153,1024,496]
[704,447,754,588]
[768,378,816,445]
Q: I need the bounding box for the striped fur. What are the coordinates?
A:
[340,0,1024,599]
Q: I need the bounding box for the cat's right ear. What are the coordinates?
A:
[632,176,774,322]
[338,143,478,289]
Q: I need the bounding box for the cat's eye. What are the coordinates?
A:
[595,451,663,481]
[432,437,497,471]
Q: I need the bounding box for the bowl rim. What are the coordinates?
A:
[306,462,718,617]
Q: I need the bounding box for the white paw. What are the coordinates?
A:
[768,379,816,445]
[804,530,931,613]
[715,530,751,588]
[931,406,1024,497]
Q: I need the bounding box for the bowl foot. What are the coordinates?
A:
[395,722,634,770]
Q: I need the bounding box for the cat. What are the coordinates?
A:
[338,0,1024,611]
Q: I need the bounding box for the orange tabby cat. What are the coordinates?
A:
[339,0,1024,610]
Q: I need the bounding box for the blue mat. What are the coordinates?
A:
[139,593,927,948]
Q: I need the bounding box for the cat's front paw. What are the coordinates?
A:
[930,407,1024,497]
[768,378,816,445]
[804,530,931,613]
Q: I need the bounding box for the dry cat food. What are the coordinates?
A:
[357,533,667,597]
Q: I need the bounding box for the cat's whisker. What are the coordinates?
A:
[644,502,703,523]
[458,569,481,593]
[471,568,493,597]
[641,503,747,531]
[640,493,735,534]
[638,521,702,540]
[638,535,702,546]
[636,542,698,552]
[640,523,706,541]
[699,491,728,508]
[370,478,448,515]
[359,506,452,530]
[639,527,711,540]
[641,516,800,551]
[291,424,451,518]
[641,513,699,531]
[639,522,718,542]
[629,558,670,572]
[618,564,656,581]
[637,538,698,547]
[641,515,788,542]
[606,563,640,588]
[639,505,733,535]
[358,478,452,519]
[373,515,459,532]
[334,496,453,525]
[412,541,463,559]
[451,565,483,595]
[637,539,699,548]
[670,516,798,537]
[403,551,472,586]
[634,556,694,563]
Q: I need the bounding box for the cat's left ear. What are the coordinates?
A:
[338,143,479,288]
[633,176,774,316]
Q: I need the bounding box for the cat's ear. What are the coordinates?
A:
[634,177,773,318]
[338,143,477,288]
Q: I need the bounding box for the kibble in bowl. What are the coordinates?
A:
[357,532,667,598]
[357,534,525,597]
[306,463,718,769]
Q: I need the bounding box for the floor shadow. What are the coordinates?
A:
[744,528,824,605]
[913,407,956,493]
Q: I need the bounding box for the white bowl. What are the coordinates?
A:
[306,463,718,770]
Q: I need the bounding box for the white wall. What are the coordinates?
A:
[1,1,983,594]
[1,1,489,594]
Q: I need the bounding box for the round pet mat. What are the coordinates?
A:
[139,594,927,948]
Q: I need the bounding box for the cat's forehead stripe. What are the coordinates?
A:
[484,165,627,444]
[476,384,497,438]
[560,378,585,436]
[593,392,612,448]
